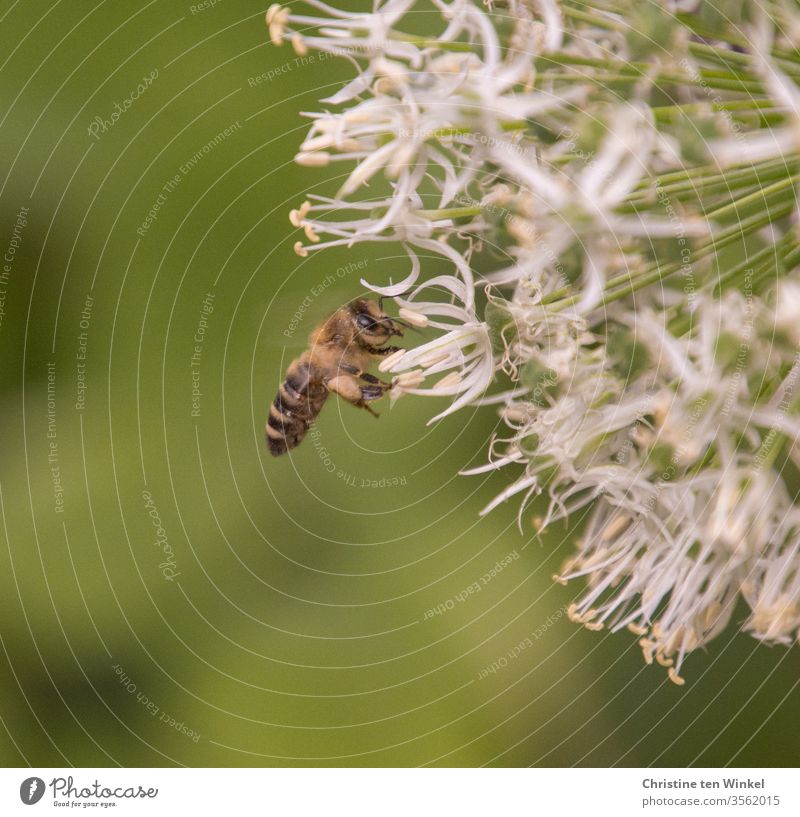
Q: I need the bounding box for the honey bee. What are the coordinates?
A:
[267,298,406,456]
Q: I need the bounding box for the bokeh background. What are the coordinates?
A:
[0,0,797,768]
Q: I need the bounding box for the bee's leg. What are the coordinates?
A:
[360,372,392,389]
[334,363,390,391]
[327,375,362,402]
[327,376,384,418]
[357,384,385,417]
[366,344,403,357]
[359,385,385,400]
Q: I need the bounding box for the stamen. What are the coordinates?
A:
[301,134,335,152]
[502,407,529,423]
[378,349,406,371]
[639,638,655,665]
[289,201,311,227]
[295,151,331,167]
[601,515,632,541]
[291,34,308,56]
[395,370,425,388]
[418,351,450,368]
[436,371,462,389]
[398,307,429,327]
[266,5,290,46]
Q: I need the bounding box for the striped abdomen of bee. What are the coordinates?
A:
[266,356,328,456]
[267,298,405,457]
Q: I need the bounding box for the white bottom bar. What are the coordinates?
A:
[1,768,796,816]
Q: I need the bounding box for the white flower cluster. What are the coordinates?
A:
[480,290,800,682]
[269,0,800,680]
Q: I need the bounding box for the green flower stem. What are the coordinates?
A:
[538,42,773,90]
[652,105,785,128]
[711,234,796,297]
[428,122,527,138]
[702,175,800,222]
[679,9,800,71]
[626,157,800,203]
[388,33,474,52]
[674,11,751,49]
[652,98,780,115]
[620,172,799,220]
[751,393,800,479]
[635,153,800,188]
[755,432,788,474]
[560,5,620,31]
[688,41,800,81]
[599,205,797,306]
[783,242,800,269]
[541,70,765,94]
[544,201,796,310]
[623,177,790,214]
[668,234,795,337]
[535,53,646,75]
[415,206,483,220]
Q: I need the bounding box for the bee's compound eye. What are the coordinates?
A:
[356,313,378,330]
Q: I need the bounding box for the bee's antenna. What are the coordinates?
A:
[377,287,415,312]
[375,289,425,333]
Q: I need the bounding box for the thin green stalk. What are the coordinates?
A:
[710,233,796,297]
[702,175,799,222]
[675,11,751,49]
[415,206,483,220]
[541,70,764,94]
[534,53,646,74]
[596,204,797,308]
[667,235,795,336]
[688,41,800,82]
[626,159,800,203]
[651,98,780,116]
[543,201,796,309]
[750,390,800,478]
[622,177,796,216]
[428,122,528,138]
[783,243,800,269]
[560,5,621,31]
[388,33,474,52]
[633,153,800,188]
[652,106,785,129]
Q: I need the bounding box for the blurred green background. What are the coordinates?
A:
[0,0,797,768]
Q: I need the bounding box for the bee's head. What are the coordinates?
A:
[349,298,403,345]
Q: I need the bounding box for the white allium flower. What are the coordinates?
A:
[270,0,800,681]
[384,299,495,421]
[484,290,800,681]
[709,16,800,171]
[774,279,800,346]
